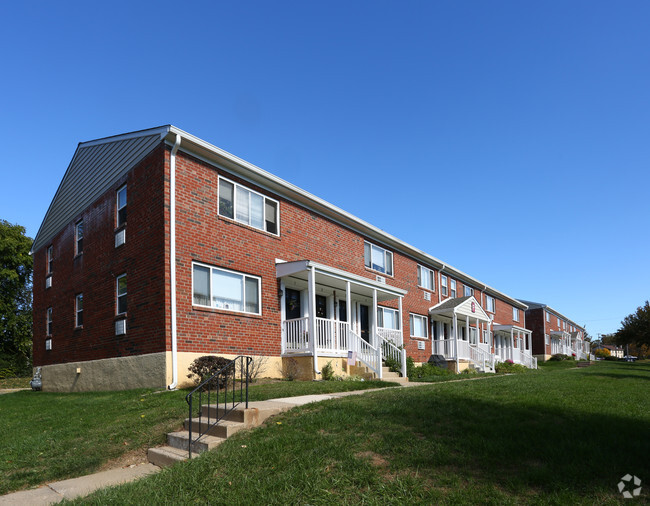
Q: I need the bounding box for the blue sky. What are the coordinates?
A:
[1,1,648,339]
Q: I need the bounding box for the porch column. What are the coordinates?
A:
[280,281,286,354]
[453,313,459,372]
[308,266,319,376]
[399,296,406,377]
[465,315,469,342]
[345,281,351,344]
[510,328,514,360]
[372,289,382,379]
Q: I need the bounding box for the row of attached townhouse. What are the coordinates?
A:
[31,126,587,392]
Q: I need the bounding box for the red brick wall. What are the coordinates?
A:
[171,149,527,362]
[525,308,548,355]
[33,145,168,366]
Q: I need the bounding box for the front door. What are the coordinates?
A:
[285,288,301,320]
[359,304,370,343]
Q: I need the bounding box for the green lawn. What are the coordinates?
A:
[0,379,397,495]
[75,361,649,505]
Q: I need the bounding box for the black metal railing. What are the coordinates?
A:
[185,355,252,458]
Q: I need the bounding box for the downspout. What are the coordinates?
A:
[167,133,182,390]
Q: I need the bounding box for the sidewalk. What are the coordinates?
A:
[0,381,439,504]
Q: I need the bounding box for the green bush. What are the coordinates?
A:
[187,355,232,390]
[549,354,574,362]
[384,356,401,373]
[321,361,335,381]
[495,361,529,374]
[407,357,452,380]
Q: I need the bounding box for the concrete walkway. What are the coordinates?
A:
[0,379,480,504]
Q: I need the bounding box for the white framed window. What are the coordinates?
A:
[469,327,478,345]
[75,220,84,255]
[75,294,83,327]
[557,316,561,327]
[192,262,261,315]
[364,242,393,276]
[409,313,428,338]
[545,334,550,346]
[546,311,550,322]
[218,177,279,235]
[47,245,54,275]
[513,307,520,322]
[377,306,399,330]
[46,307,53,336]
[417,265,435,291]
[450,279,457,298]
[485,295,495,313]
[116,185,127,228]
[116,274,127,315]
[464,285,474,297]
[440,275,448,297]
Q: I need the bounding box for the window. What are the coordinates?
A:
[193,262,261,314]
[117,185,127,227]
[417,265,435,291]
[546,311,550,322]
[364,242,393,276]
[485,295,495,313]
[47,245,54,274]
[440,275,448,296]
[75,294,83,327]
[409,314,428,338]
[513,307,520,322]
[464,285,474,297]
[377,307,399,330]
[557,316,561,327]
[450,279,457,298]
[116,274,127,315]
[218,177,279,234]
[75,220,84,255]
[545,334,550,346]
[46,308,53,336]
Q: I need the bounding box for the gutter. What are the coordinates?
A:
[167,133,182,390]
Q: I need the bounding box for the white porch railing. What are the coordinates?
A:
[282,317,310,354]
[316,317,349,353]
[348,328,381,378]
[432,339,494,372]
[377,327,402,347]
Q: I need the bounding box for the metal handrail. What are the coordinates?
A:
[185,355,252,458]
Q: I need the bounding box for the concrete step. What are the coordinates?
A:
[184,418,245,439]
[148,445,200,468]
[166,430,226,454]
[200,404,283,427]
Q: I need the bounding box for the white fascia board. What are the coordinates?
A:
[163,126,522,309]
[79,125,170,148]
[493,324,531,334]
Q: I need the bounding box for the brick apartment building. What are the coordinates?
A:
[518,300,589,361]
[33,126,540,392]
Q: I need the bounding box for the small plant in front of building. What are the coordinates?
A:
[384,356,401,373]
[495,361,529,374]
[280,358,300,381]
[321,361,335,381]
[187,355,232,390]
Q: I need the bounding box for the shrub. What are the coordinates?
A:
[406,357,452,380]
[594,348,610,359]
[237,355,269,382]
[549,354,574,362]
[187,355,232,390]
[495,361,529,374]
[384,356,401,373]
[321,361,335,381]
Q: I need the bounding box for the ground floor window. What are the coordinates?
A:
[192,262,261,315]
[377,306,399,329]
[409,313,428,338]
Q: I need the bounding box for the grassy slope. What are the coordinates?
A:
[77,361,649,505]
[0,379,396,495]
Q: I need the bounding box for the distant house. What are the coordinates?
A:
[518,300,590,361]
[592,344,624,358]
[32,126,538,392]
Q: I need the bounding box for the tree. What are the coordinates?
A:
[615,301,650,349]
[0,220,33,375]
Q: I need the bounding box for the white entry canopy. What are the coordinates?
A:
[429,296,491,323]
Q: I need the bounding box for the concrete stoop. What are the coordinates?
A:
[351,364,409,384]
[147,402,286,468]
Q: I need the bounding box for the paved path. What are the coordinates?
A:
[0,377,498,504]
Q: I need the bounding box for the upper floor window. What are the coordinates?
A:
[377,306,399,330]
[75,294,83,327]
[440,275,448,296]
[409,313,428,338]
[464,286,474,297]
[47,245,54,274]
[364,242,393,276]
[485,294,495,313]
[546,311,550,322]
[218,177,279,235]
[46,307,53,336]
[75,220,84,255]
[417,265,435,291]
[513,307,520,322]
[117,185,127,228]
[116,274,127,315]
[192,262,261,315]
[450,279,457,298]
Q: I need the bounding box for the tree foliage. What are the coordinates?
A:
[0,220,33,375]
[615,301,650,348]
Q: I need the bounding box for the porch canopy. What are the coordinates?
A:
[429,295,491,327]
[493,324,532,350]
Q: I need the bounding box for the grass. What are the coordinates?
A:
[0,379,397,495]
[0,376,30,389]
[75,361,649,505]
